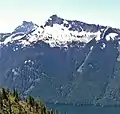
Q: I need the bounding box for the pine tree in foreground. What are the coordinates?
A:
[0,87,64,114]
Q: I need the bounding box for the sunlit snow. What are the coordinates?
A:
[0,21,109,48]
[106,33,118,41]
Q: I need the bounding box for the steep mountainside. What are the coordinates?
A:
[0,14,120,106]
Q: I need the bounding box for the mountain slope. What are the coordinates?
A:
[0,15,120,106]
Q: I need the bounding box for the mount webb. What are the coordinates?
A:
[0,15,120,106]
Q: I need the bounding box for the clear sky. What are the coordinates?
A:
[0,0,120,32]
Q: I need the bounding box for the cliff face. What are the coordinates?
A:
[0,15,120,106]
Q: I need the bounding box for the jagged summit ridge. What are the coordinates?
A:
[0,14,120,47]
[45,14,104,32]
[13,21,38,34]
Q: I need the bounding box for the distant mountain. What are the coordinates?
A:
[0,14,120,106]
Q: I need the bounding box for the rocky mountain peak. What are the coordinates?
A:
[13,21,38,34]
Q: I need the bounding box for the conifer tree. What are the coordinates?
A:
[2,88,8,101]
[0,92,3,109]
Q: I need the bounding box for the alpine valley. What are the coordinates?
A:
[1,14,120,106]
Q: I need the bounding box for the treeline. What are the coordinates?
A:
[0,88,66,114]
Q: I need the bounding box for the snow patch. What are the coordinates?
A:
[28,60,31,62]
[24,60,27,64]
[13,47,19,51]
[63,20,69,24]
[3,33,25,44]
[90,46,93,50]
[12,69,19,75]
[106,33,118,41]
[95,31,101,41]
[19,40,30,47]
[42,24,101,47]
[88,64,94,68]
[101,43,106,49]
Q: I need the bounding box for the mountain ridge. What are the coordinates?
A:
[0,14,119,48]
[0,14,120,106]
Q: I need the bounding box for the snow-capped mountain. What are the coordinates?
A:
[0,14,120,106]
[1,14,119,47]
[1,14,120,49]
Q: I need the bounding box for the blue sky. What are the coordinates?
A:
[0,0,120,32]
